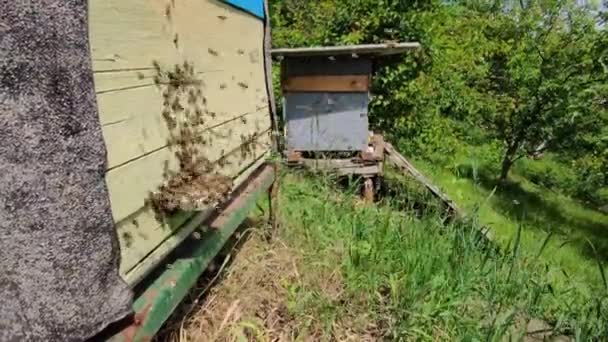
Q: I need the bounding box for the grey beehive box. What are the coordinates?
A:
[273,43,420,153]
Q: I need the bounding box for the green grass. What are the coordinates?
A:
[408,144,608,293]
[270,171,608,340]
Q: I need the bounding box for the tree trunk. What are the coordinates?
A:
[500,143,520,182]
[500,156,513,182]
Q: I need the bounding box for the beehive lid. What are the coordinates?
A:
[272,42,420,58]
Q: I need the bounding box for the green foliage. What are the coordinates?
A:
[270,0,607,202]
[515,156,578,193]
[512,154,608,206]
[270,0,438,47]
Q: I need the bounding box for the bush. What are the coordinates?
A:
[512,154,607,207]
[515,156,578,194]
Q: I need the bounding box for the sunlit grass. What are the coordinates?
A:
[410,145,608,293]
[272,171,608,340]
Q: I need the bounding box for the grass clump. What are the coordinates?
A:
[278,173,607,341]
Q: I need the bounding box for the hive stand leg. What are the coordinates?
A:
[363,177,375,203]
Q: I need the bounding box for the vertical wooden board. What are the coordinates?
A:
[117,132,271,276]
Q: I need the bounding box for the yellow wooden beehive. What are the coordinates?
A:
[89,0,272,285]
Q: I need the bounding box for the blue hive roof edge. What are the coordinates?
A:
[221,0,265,19]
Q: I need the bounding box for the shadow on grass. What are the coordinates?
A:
[454,163,608,261]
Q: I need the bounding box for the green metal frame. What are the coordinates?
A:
[108,165,275,341]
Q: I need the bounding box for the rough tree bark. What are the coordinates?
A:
[500,142,521,181]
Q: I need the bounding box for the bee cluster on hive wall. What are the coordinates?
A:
[146,61,234,216]
[143,0,268,217]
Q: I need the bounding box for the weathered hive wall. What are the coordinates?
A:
[89,0,271,283]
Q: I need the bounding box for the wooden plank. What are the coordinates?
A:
[93,52,268,127]
[116,134,271,275]
[300,158,381,176]
[117,208,193,276]
[101,105,269,169]
[120,208,211,284]
[94,59,269,169]
[283,75,369,92]
[272,42,421,58]
[383,143,496,243]
[384,143,461,217]
[89,0,266,71]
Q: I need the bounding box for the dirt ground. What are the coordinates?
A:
[155,222,303,342]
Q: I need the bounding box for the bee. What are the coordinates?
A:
[188,89,197,104]
[122,232,134,247]
[152,60,161,73]
[171,98,183,112]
